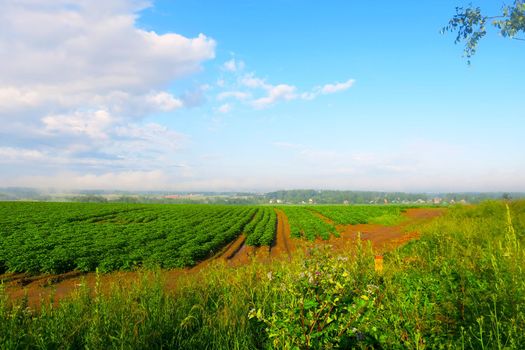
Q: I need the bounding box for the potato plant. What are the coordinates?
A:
[0,203,267,274]
[280,207,337,240]
[244,208,277,246]
[310,205,407,226]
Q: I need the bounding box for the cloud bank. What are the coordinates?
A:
[0,0,215,188]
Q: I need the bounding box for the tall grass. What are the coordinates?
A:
[1,264,272,349]
[376,201,525,348]
[1,200,524,349]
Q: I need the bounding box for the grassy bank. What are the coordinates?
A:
[1,201,524,349]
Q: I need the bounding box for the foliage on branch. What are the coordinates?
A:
[442,1,525,62]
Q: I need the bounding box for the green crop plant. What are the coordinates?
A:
[0,203,263,274]
[280,206,337,240]
[309,205,407,226]
[245,208,277,246]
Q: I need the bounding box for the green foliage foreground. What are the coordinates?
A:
[1,201,524,349]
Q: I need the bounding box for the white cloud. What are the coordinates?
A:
[252,84,297,109]
[217,104,232,114]
[240,74,271,89]
[0,2,215,94]
[320,79,355,94]
[113,123,186,153]
[0,0,215,126]
[42,110,114,140]
[0,147,47,162]
[299,91,318,101]
[0,0,215,186]
[216,91,251,101]
[3,120,187,172]
[219,71,355,110]
[301,78,355,100]
[71,170,171,190]
[2,170,174,191]
[0,87,44,111]
[146,92,183,112]
[223,58,245,72]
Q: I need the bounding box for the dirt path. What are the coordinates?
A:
[270,209,294,259]
[218,234,247,260]
[217,234,262,266]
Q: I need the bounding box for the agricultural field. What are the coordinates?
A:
[279,206,338,240]
[309,205,407,226]
[0,202,275,274]
[0,203,426,275]
[0,200,524,349]
[279,205,410,240]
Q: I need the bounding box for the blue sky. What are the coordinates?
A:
[0,0,523,192]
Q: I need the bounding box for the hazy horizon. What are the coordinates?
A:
[1,1,523,192]
[1,186,524,197]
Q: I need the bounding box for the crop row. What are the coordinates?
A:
[245,208,277,246]
[309,205,406,226]
[279,207,337,240]
[0,203,260,274]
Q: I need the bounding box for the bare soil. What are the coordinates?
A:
[270,209,295,259]
[319,208,445,253]
[218,235,267,266]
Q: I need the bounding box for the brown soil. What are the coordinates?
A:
[213,208,296,265]
[404,208,446,220]
[219,234,247,260]
[217,235,267,266]
[322,208,445,253]
[270,209,295,259]
[311,210,336,225]
[2,268,200,308]
[1,207,444,307]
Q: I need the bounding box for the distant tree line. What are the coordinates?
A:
[263,190,525,204]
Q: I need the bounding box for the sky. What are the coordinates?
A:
[0,0,523,192]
